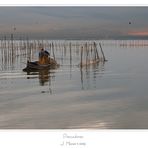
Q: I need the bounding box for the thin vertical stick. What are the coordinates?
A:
[69,42,72,65]
[52,42,55,60]
[94,42,99,60]
[64,43,66,57]
[80,68,84,90]
[4,35,6,49]
[49,43,51,54]
[94,42,97,61]
[26,36,30,61]
[99,43,106,61]
[80,46,83,67]
[85,43,89,66]
[11,33,13,55]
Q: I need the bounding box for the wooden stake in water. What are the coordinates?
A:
[94,42,99,60]
[64,43,66,57]
[11,33,14,58]
[26,36,31,61]
[80,46,83,68]
[52,42,55,60]
[99,43,106,62]
[80,67,84,90]
[69,42,72,66]
[4,35,6,49]
[85,43,89,66]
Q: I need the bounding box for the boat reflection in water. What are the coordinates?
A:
[26,69,53,94]
[38,69,50,86]
[26,69,50,85]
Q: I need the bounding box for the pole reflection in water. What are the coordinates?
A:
[80,62,105,90]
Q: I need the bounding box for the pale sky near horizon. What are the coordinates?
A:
[0,7,148,39]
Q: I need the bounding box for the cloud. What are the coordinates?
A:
[128,31,148,36]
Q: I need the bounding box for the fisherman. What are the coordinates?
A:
[39,48,50,64]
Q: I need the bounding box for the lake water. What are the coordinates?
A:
[0,40,148,129]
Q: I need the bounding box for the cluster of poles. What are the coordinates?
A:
[0,34,107,70]
[80,42,106,68]
[99,40,148,47]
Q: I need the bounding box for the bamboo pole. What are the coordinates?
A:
[69,42,72,66]
[64,43,66,56]
[80,46,83,68]
[85,43,89,66]
[4,35,6,49]
[52,42,55,60]
[11,33,13,55]
[80,68,84,90]
[26,36,31,61]
[94,42,99,60]
[99,43,106,62]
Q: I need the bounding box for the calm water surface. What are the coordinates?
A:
[0,40,148,129]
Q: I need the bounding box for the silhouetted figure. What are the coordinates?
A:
[39,48,50,64]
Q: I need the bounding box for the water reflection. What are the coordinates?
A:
[26,69,51,85]
[0,40,107,95]
[1,40,148,129]
[25,61,106,93]
[38,69,50,86]
[80,62,105,90]
[0,47,19,71]
[26,69,53,94]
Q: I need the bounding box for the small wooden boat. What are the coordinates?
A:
[23,58,59,72]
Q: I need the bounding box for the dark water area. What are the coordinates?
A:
[0,40,148,129]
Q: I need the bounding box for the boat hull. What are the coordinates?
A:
[23,60,59,72]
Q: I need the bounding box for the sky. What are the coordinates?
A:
[0,7,148,39]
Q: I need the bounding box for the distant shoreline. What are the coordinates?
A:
[0,34,148,40]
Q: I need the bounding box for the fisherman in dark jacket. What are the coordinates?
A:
[39,48,50,64]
